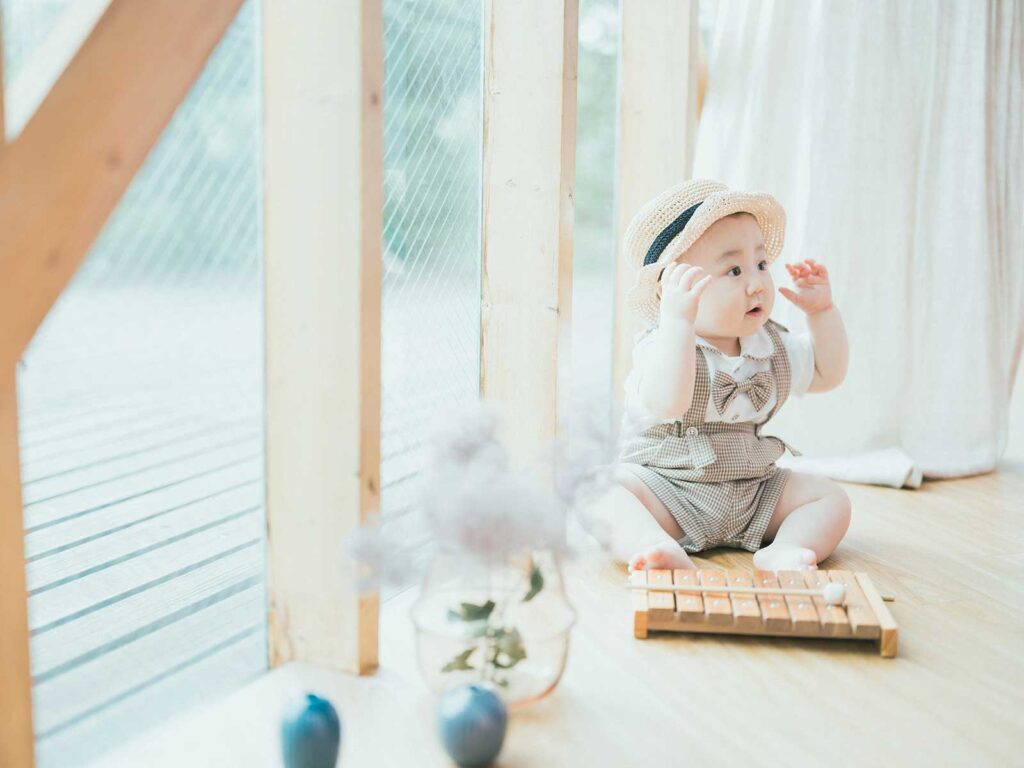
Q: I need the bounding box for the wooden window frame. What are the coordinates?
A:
[262,0,383,675]
[480,0,579,472]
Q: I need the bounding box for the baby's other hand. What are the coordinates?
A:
[779,259,834,315]
[658,261,713,325]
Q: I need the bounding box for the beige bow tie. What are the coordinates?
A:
[712,370,773,414]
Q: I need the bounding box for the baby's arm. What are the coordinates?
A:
[779,259,848,392]
[637,263,713,419]
[806,305,848,392]
[638,318,697,419]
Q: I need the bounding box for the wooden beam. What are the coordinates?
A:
[0,371,32,768]
[0,15,27,768]
[611,0,701,421]
[0,0,247,366]
[263,0,383,674]
[480,0,578,473]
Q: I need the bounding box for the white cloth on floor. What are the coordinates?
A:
[778,447,923,490]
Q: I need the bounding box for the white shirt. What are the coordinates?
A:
[622,324,815,436]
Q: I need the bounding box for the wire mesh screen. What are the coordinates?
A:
[569,0,619,418]
[570,0,713,424]
[0,0,65,85]
[4,2,265,764]
[378,0,483,595]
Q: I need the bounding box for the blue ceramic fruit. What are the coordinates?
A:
[436,684,507,767]
[281,693,341,768]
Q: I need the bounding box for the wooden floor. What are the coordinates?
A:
[102,453,1024,767]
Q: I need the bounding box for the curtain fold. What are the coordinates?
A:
[693,0,1023,484]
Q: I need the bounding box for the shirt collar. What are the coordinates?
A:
[696,326,774,361]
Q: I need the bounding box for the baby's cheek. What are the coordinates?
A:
[698,291,734,327]
[698,290,725,314]
[713,290,742,313]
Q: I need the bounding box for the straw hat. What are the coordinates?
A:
[624,179,786,326]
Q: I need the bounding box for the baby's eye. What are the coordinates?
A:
[758,260,768,271]
[728,266,741,277]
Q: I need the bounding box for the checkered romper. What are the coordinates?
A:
[619,320,801,554]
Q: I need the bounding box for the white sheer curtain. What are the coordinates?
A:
[692,0,1023,486]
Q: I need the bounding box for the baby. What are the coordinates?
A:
[599,179,851,573]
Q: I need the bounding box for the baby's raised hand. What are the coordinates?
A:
[658,261,713,325]
[779,259,834,315]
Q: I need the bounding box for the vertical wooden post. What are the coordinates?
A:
[0,0,31,715]
[611,0,701,421]
[263,0,383,673]
[1,19,29,748]
[0,372,34,768]
[480,0,578,473]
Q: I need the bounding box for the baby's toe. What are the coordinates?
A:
[645,549,668,568]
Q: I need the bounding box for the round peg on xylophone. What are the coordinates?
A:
[822,582,847,606]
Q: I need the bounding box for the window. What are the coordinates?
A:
[6,2,265,763]
[379,0,483,596]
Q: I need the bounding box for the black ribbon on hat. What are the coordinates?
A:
[644,200,704,268]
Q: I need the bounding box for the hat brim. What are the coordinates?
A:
[626,190,786,326]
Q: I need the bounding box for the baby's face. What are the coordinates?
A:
[668,213,774,339]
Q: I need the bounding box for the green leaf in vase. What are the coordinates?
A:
[523,562,544,602]
[441,647,476,673]
[489,627,527,669]
[447,600,496,622]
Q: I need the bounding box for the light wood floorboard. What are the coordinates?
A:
[101,455,1024,767]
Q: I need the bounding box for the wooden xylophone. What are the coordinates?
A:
[630,568,898,657]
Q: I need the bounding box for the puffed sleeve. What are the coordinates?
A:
[621,326,677,434]
[779,328,815,398]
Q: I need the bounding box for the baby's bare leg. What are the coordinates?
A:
[583,465,695,571]
[753,471,852,572]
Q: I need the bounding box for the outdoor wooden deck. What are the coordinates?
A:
[14,273,613,765]
[16,288,266,765]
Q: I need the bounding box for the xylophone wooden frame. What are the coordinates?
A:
[631,568,898,657]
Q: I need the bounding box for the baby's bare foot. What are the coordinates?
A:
[628,541,696,572]
[752,543,818,572]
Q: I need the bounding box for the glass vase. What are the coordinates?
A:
[409,548,577,708]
